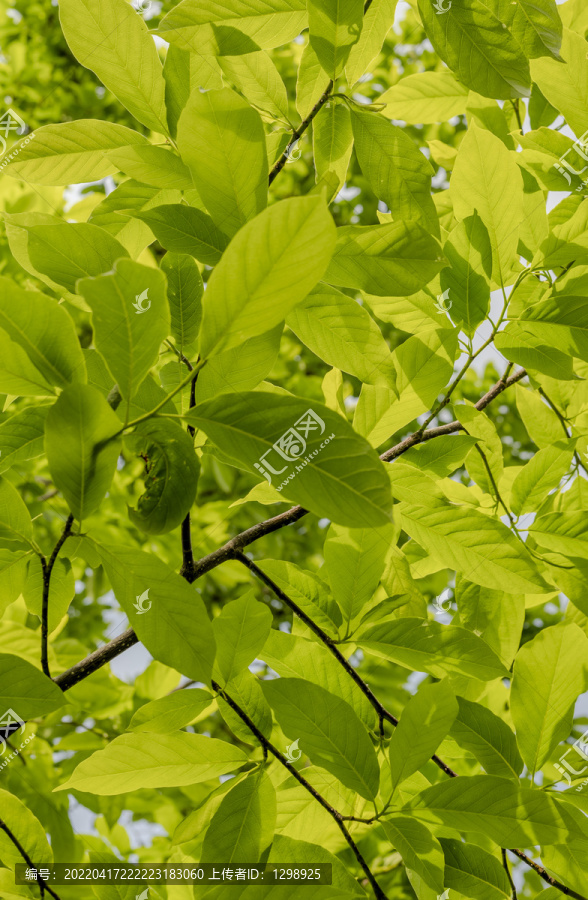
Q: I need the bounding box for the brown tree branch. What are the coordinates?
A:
[40,514,75,677]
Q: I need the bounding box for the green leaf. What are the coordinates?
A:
[218,51,289,118]
[163,44,223,138]
[398,502,550,594]
[262,677,380,800]
[503,0,563,60]
[0,653,67,718]
[531,28,588,138]
[198,196,336,358]
[45,384,121,522]
[389,681,458,792]
[515,384,565,449]
[160,252,203,352]
[353,328,458,446]
[95,543,216,685]
[0,407,48,476]
[382,817,445,894]
[195,326,282,401]
[325,220,445,297]
[0,331,55,398]
[260,628,376,729]
[511,622,588,774]
[212,590,272,686]
[59,0,168,134]
[351,109,438,236]
[267,834,363,896]
[3,120,148,185]
[307,0,363,77]
[0,479,33,549]
[449,696,524,781]
[0,790,52,869]
[359,618,509,681]
[22,220,129,296]
[516,291,588,366]
[323,523,396,629]
[313,102,354,199]
[106,145,193,191]
[440,838,511,900]
[129,688,214,733]
[531,511,588,558]
[440,213,492,336]
[452,123,524,285]
[406,774,586,847]
[127,419,199,535]
[157,0,308,55]
[454,579,524,669]
[177,87,268,238]
[417,0,531,99]
[0,277,86,388]
[511,440,575,515]
[379,71,469,124]
[218,669,273,745]
[345,0,397,86]
[136,204,229,266]
[55,732,247,795]
[24,557,75,633]
[286,284,395,388]
[0,550,30,616]
[186,392,393,527]
[296,41,330,119]
[78,259,170,404]
[258,559,342,637]
[495,322,577,380]
[201,769,276,862]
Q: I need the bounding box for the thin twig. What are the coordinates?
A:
[0,819,61,900]
[40,514,74,677]
[212,680,389,900]
[502,849,517,899]
[234,551,457,778]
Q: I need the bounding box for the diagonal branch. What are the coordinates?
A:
[212,679,389,900]
[54,367,527,692]
[185,367,527,581]
[234,551,457,775]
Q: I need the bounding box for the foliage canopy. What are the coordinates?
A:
[1,0,588,898]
